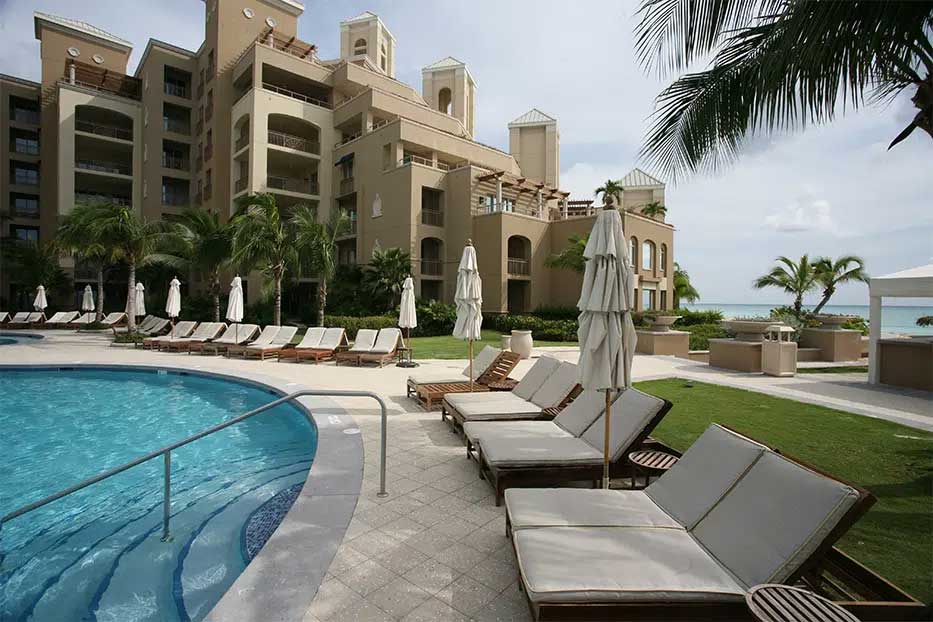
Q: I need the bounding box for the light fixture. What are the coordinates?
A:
[243,7,254,18]
[67,47,80,57]
[265,16,277,28]
[92,54,104,64]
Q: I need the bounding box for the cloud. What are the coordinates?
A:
[764,198,838,234]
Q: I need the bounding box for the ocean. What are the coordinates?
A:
[682,304,933,336]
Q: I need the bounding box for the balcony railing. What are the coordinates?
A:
[76,120,133,141]
[76,159,132,176]
[235,134,249,151]
[164,82,189,98]
[76,192,130,207]
[268,130,319,155]
[421,259,443,276]
[11,140,39,156]
[13,172,39,186]
[162,154,189,170]
[262,83,331,109]
[346,218,358,235]
[338,177,355,196]
[259,32,318,64]
[162,194,189,207]
[422,209,444,227]
[267,175,318,195]
[163,118,191,135]
[234,178,248,193]
[12,109,40,125]
[64,60,142,100]
[507,258,530,276]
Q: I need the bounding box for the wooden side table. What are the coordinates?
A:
[746,584,860,622]
[627,449,679,489]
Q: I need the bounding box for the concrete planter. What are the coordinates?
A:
[500,334,512,351]
[647,315,681,332]
[814,314,858,330]
[721,320,781,342]
[510,330,533,359]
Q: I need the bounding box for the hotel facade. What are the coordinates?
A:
[1,0,675,315]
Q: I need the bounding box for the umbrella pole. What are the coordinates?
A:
[469,339,474,392]
[603,389,612,489]
[171,318,175,339]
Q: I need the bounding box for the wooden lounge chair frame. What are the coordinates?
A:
[160,324,225,352]
[191,325,259,355]
[478,395,671,505]
[281,338,350,364]
[442,382,583,434]
[227,327,299,360]
[508,428,928,621]
[412,351,522,410]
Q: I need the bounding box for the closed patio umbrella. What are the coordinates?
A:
[33,285,48,315]
[134,282,146,317]
[576,208,637,488]
[166,277,182,338]
[397,275,418,368]
[226,275,244,343]
[453,241,483,391]
[81,285,95,314]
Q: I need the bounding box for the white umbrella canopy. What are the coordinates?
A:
[576,208,637,488]
[81,285,95,312]
[453,242,483,389]
[33,285,48,312]
[397,276,418,367]
[226,275,244,341]
[166,277,182,337]
[134,282,146,317]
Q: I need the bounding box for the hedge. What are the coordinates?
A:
[682,323,729,350]
[323,315,397,338]
[488,314,577,341]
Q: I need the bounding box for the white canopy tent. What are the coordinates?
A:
[868,264,933,384]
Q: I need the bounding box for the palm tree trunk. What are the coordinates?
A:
[96,264,105,322]
[812,289,833,315]
[793,295,803,318]
[127,261,137,331]
[318,280,327,327]
[274,273,282,326]
[212,275,221,322]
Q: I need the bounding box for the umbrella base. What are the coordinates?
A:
[396,361,420,368]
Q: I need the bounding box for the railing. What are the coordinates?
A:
[162,194,189,207]
[262,83,332,109]
[161,154,189,170]
[163,118,190,135]
[346,218,358,235]
[76,120,133,141]
[235,134,249,151]
[268,130,319,155]
[508,258,530,276]
[267,175,318,195]
[76,159,131,176]
[422,209,444,227]
[13,172,39,186]
[11,140,39,156]
[338,177,355,196]
[335,131,363,148]
[63,60,142,100]
[259,31,318,64]
[399,154,459,173]
[76,192,130,207]
[421,259,443,276]
[234,178,248,193]
[0,390,389,551]
[370,118,391,131]
[12,109,40,125]
[164,82,189,98]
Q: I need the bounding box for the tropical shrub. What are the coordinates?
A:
[324,315,396,338]
[325,265,370,316]
[488,314,577,341]
[531,305,579,321]
[413,300,457,337]
[842,316,869,336]
[674,308,723,326]
[918,316,933,327]
[682,323,729,350]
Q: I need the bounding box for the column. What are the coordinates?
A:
[495,179,503,213]
[868,295,882,384]
[536,190,543,218]
[561,196,568,219]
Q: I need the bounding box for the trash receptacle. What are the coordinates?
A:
[762,325,797,377]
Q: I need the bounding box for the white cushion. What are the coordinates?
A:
[250,325,281,346]
[464,346,501,380]
[529,362,579,408]
[268,326,298,346]
[505,489,682,530]
[457,395,541,420]
[580,389,666,460]
[463,421,572,445]
[317,327,345,350]
[513,357,561,400]
[514,527,745,604]
[446,392,526,405]
[370,328,401,353]
[215,324,259,344]
[692,451,860,587]
[296,327,325,348]
[646,424,766,530]
[350,328,378,352]
[482,436,602,467]
[552,390,606,437]
[409,374,470,385]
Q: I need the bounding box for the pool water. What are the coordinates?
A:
[0,368,317,622]
[0,333,43,346]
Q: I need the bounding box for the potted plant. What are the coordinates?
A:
[645,313,682,332]
[814,313,860,330]
[721,317,784,342]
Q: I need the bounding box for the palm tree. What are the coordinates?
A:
[672,262,700,308]
[812,255,869,314]
[595,179,625,207]
[229,193,299,326]
[78,203,182,330]
[640,201,667,219]
[753,255,818,317]
[57,203,117,322]
[636,1,932,178]
[545,234,588,273]
[364,248,412,312]
[173,209,232,322]
[1,239,70,307]
[293,206,349,326]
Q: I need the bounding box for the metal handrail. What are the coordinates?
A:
[0,389,388,548]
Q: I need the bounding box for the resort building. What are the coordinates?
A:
[0,1,675,314]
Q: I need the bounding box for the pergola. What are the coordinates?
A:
[867,263,933,384]
[475,170,570,217]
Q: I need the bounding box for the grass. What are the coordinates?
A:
[408,330,575,359]
[798,365,869,374]
[635,378,932,604]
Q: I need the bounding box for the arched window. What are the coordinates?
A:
[642,240,655,271]
[507,235,531,275]
[629,237,638,269]
[353,38,367,55]
[660,244,667,274]
[437,87,452,115]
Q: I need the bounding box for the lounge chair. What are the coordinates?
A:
[0,312,9,324]
[478,387,672,504]
[26,312,45,326]
[407,345,503,392]
[139,317,171,337]
[142,321,198,349]
[189,323,259,354]
[408,347,523,410]
[70,312,96,327]
[335,328,378,366]
[272,326,322,359]
[6,312,30,327]
[112,314,158,336]
[502,424,917,621]
[282,327,348,363]
[159,322,226,352]
[219,324,279,355]
[99,312,127,327]
[442,359,581,431]
[43,311,80,327]
[359,328,402,367]
[231,326,298,360]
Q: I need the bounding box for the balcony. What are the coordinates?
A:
[422,209,444,227]
[13,171,39,186]
[162,154,189,170]
[399,154,460,172]
[259,32,318,63]
[234,178,248,194]
[507,258,530,276]
[162,118,191,135]
[64,60,142,100]
[76,120,133,141]
[262,83,332,109]
[162,194,189,207]
[268,130,319,155]
[164,82,188,99]
[421,259,443,276]
[76,159,132,176]
[76,192,130,207]
[11,139,39,156]
[235,134,249,151]
[11,108,40,125]
[267,175,318,195]
[338,177,355,196]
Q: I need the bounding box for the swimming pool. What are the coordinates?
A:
[0,333,43,346]
[0,367,317,622]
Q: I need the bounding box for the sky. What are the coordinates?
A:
[2,0,930,306]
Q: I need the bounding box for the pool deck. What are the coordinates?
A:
[2,330,930,621]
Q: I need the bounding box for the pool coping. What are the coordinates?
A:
[0,362,363,622]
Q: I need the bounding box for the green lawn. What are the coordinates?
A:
[798,365,869,374]
[408,330,575,359]
[635,378,932,604]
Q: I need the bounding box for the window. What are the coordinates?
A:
[380,43,387,71]
[660,244,667,274]
[353,38,367,55]
[206,50,215,80]
[11,193,38,218]
[642,288,655,311]
[9,96,39,124]
[11,130,39,155]
[438,87,452,114]
[10,225,39,243]
[421,187,444,226]
[164,66,191,98]
[629,237,638,268]
[161,177,189,206]
[642,241,654,271]
[660,290,668,311]
[12,164,38,186]
[420,280,441,302]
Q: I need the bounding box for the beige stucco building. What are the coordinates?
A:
[1,1,675,315]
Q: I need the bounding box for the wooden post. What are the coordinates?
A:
[603,389,612,489]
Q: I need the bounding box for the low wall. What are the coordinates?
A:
[800,328,862,362]
[635,330,690,358]
[709,339,762,373]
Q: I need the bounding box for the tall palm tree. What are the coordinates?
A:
[753,255,818,317]
[172,209,232,322]
[545,234,588,273]
[57,203,117,322]
[640,201,668,218]
[636,1,933,179]
[293,206,349,326]
[229,193,299,326]
[79,203,183,330]
[595,179,625,207]
[812,255,869,314]
[363,248,412,312]
[673,262,700,308]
